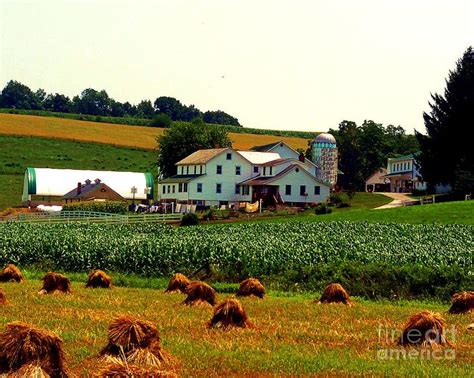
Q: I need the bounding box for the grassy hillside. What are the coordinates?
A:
[1,278,472,376]
[0,135,155,210]
[0,113,310,151]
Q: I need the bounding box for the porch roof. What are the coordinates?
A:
[383,171,413,178]
[158,174,204,184]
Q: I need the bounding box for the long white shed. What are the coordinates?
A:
[22,167,154,202]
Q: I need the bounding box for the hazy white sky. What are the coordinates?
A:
[1,0,473,133]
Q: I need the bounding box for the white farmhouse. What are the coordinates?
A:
[158,141,331,207]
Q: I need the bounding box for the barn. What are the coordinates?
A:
[22,168,154,205]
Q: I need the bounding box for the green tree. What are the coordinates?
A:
[0,80,38,109]
[416,47,474,194]
[136,99,155,118]
[151,113,171,128]
[43,93,73,113]
[157,118,232,177]
[73,88,111,115]
[203,110,241,126]
[154,96,184,120]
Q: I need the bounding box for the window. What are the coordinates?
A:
[235,184,240,194]
[216,165,222,174]
[200,165,203,174]
[197,183,202,193]
[216,183,222,194]
[300,185,306,196]
[263,167,267,176]
[183,183,188,192]
[314,186,320,195]
[178,183,182,193]
[242,185,250,195]
[180,166,184,175]
[285,185,291,195]
[269,167,273,175]
[186,166,189,175]
[172,185,175,193]
[193,166,196,174]
[226,153,232,160]
[162,185,166,194]
[253,166,259,173]
[235,166,241,175]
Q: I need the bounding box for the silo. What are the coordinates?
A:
[311,133,338,186]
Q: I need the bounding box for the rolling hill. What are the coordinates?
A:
[0,113,311,151]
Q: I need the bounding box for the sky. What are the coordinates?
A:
[1,0,473,134]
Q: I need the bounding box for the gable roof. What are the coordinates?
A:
[250,142,281,152]
[176,148,229,165]
[63,181,124,200]
[236,151,281,164]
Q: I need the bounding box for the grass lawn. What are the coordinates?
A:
[0,135,156,211]
[1,278,472,377]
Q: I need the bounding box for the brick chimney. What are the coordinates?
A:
[77,182,82,195]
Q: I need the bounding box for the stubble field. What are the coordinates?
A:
[1,279,473,377]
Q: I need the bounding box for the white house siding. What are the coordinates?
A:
[271,168,330,204]
[183,150,255,205]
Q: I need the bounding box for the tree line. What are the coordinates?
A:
[0,80,241,126]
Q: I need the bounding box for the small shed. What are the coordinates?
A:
[365,168,389,192]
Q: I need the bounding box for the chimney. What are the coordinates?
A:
[94,178,101,185]
[85,179,92,185]
[77,182,82,195]
[299,153,305,163]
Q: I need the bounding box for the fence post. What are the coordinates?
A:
[432,195,435,204]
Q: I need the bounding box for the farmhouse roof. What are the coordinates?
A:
[63,180,124,200]
[176,148,229,165]
[239,164,329,187]
[236,151,281,164]
[250,142,281,152]
[158,174,204,184]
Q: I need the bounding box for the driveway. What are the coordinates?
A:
[375,192,417,209]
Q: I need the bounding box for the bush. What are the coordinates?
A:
[329,192,343,206]
[412,189,428,196]
[62,201,128,214]
[336,202,351,208]
[151,114,171,128]
[180,213,199,226]
[314,204,332,215]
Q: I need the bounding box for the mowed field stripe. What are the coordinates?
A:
[0,113,310,151]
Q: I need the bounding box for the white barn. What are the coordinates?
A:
[22,167,154,203]
[158,142,331,207]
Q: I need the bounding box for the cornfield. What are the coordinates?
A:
[0,221,471,277]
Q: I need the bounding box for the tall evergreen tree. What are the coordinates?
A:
[416,47,474,194]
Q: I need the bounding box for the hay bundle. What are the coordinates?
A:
[86,270,112,289]
[6,363,49,377]
[317,283,352,305]
[164,273,190,294]
[398,311,450,347]
[0,322,67,377]
[0,264,24,283]
[38,273,71,295]
[236,278,265,298]
[208,299,253,330]
[100,316,172,369]
[183,281,217,306]
[97,359,176,378]
[0,288,6,305]
[448,291,474,314]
